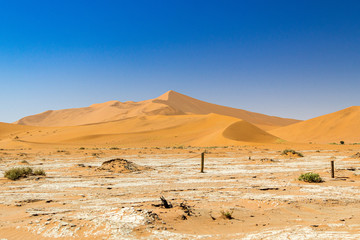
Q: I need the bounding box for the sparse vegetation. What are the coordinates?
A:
[5,167,33,180]
[281,149,304,157]
[4,167,46,180]
[33,168,46,176]
[298,172,322,183]
[220,210,234,219]
[173,145,184,149]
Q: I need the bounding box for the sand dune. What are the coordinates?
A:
[156,91,300,130]
[0,122,36,138]
[5,114,281,147]
[270,106,360,143]
[0,122,40,148]
[15,90,300,130]
[223,120,281,143]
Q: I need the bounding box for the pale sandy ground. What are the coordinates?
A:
[1,144,360,239]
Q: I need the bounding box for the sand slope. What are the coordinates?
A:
[0,122,40,148]
[270,106,360,143]
[6,114,281,147]
[0,122,36,139]
[15,91,299,130]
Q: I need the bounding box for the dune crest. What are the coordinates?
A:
[270,106,360,143]
[15,90,299,130]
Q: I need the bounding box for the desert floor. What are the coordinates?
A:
[1,144,360,239]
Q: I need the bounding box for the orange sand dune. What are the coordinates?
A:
[270,106,360,143]
[15,91,299,130]
[0,122,41,148]
[0,122,37,138]
[9,114,281,147]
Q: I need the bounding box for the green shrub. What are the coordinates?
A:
[5,168,23,180]
[298,172,322,183]
[33,168,46,176]
[220,210,234,219]
[4,167,45,180]
[281,149,304,157]
[340,141,345,145]
[5,167,32,180]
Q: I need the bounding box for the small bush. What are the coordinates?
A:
[5,167,32,180]
[340,141,345,145]
[281,149,304,157]
[4,167,45,180]
[5,170,22,180]
[298,172,322,183]
[33,168,46,176]
[220,210,234,219]
[173,145,184,149]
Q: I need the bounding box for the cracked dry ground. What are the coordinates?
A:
[1,145,360,239]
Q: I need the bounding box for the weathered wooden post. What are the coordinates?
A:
[201,152,205,173]
[331,160,335,178]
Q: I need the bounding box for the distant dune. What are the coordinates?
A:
[270,106,360,143]
[2,114,282,147]
[15,90,300,130]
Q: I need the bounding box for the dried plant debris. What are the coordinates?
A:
[351,152,360,158]
[96,158,151,173]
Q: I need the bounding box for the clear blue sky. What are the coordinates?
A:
[1,0,360,123]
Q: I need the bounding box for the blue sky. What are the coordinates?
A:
[1,0,360,122]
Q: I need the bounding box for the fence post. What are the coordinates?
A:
[331,161,335,178]
[201,152,205,173]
